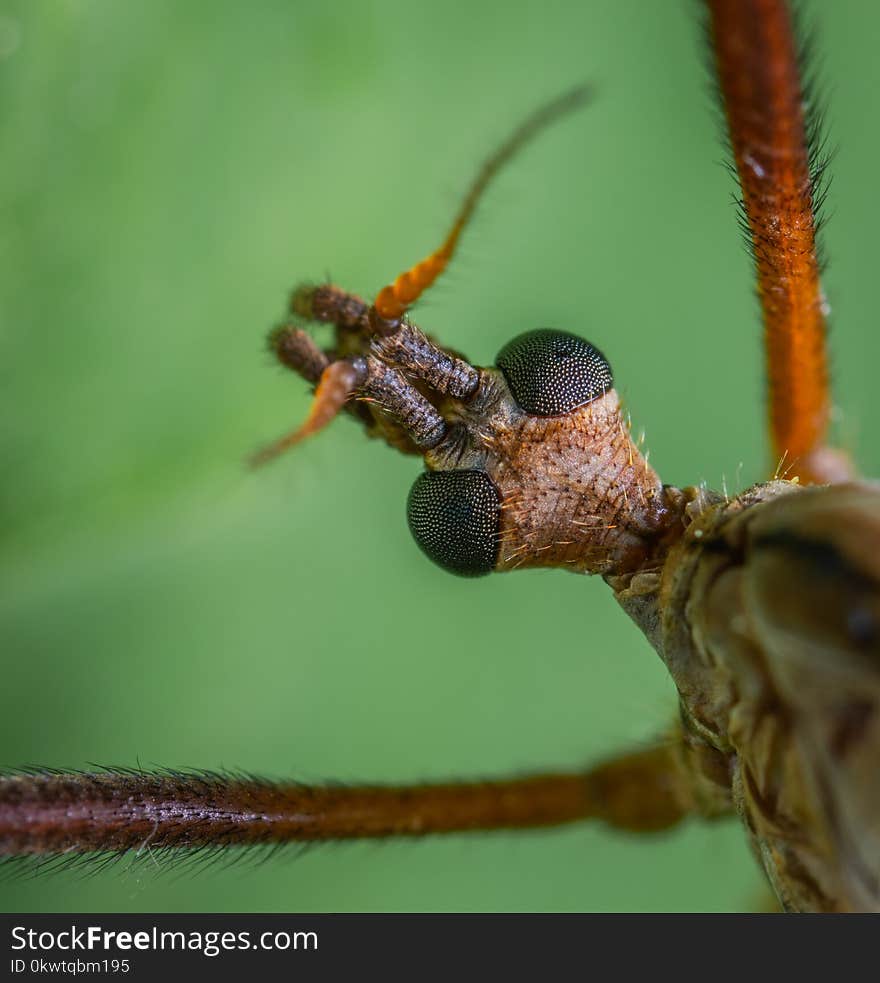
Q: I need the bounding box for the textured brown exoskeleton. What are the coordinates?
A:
[2,0,879,912]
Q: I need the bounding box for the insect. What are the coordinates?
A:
[2,0,879,912]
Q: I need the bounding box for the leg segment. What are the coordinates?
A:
[0,738,730,858]
[705,0,854,485]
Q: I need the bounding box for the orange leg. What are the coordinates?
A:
[0,739,729,859]
[705,0,853,485]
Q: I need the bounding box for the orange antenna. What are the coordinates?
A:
[249,359,363,467]
[373,84,594,321]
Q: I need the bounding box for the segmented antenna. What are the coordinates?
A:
[373,84,594,321]
[252,86,594,467]
[249,359,364,467]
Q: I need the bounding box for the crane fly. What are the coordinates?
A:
[1,0,878,912]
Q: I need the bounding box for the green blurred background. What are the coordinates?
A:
[1,0,878,912]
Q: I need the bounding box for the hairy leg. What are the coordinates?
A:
[0,736,730,859]
[705,0,853,484]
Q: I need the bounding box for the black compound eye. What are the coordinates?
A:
[407,469,501,577]
[496,329,613,416]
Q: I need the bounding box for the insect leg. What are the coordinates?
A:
[578,738,731,833]
[0,740,729,860]
[705,0,854,484]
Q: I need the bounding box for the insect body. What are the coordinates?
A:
[648,481,880,911]
[260,272,880,910]
[1,0,878,912]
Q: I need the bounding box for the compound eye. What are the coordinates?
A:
[407,469,501,577]
[496,329,613,416]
